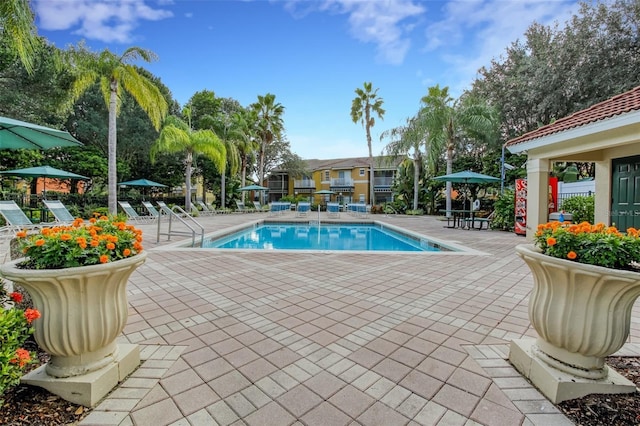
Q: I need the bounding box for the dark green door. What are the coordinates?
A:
[611,156,640,230]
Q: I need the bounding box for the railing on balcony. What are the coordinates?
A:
[330,178,354,187]
[293,179,316,188]
[374,176,394,187]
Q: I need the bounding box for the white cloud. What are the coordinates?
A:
[422,0,579,92]
[34,0,173,43]
[281,0,426,65]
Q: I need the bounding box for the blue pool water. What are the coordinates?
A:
[201,222,451,252]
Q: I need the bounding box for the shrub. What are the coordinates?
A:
[491,190,515,231]
[560,195,594,224]
[0,284,39,398]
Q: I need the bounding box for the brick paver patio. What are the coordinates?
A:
[8,212,639,426]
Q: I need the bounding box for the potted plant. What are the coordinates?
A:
[510,221,640,403]
[0,215,147,406]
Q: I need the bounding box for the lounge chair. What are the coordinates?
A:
[142,201,161,219]
[252,201,268,213]
[0,201,50,236]
[269,202,291,216]
[196,200,218,216]
[235,200,255,213]
[296,202,311,217]
[327,202,340,218]
[42,200,76,224]
[118,201,157,224]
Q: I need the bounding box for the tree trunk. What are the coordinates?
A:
[241,159,247,203]
[221,171,226,208]
[413,157,419,211]
[108,80,118,216]
[185,152,193,212]
[258,144,265,205]
[366,120,375,206]
[445,143,453,216]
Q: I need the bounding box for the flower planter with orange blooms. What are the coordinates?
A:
[510,221,640,403]
[0,215,146,407]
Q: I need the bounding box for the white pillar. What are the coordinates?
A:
[526,158,551,239]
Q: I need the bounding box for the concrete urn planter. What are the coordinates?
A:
[510,244,640,403]
[0,251,147,406]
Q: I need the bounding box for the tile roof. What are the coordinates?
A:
[506,85,640,147]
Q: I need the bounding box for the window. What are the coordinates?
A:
[359,168,365,176]
[324,170,330,181]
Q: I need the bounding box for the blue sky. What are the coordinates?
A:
[33,0,579,160]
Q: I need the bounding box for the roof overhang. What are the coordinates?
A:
[507,110,640,159]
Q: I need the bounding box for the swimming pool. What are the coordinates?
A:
[200,222,455,252]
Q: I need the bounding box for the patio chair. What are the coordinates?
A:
[235,200,255,213]
[141,201,161,219]
[327,202,340,218]
[196,200,217,216]
[0,201,50,237]
[118,201,157,224]
[42,200,76,224]
[252,201,268,213]
[296,202,311,217]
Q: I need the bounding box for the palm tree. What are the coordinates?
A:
[151,110,226,212]
[251,93,284,204]
[380,116,426,211]
[65,44,168,215]
[351,82,385,205]
[205,114,241,209]
[233,110,259,202]
[419,85,497,215]
[0,0,40,74]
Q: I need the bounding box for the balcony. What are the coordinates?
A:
[330,178,354,187]
[374,176,393,187]
[294,179,316,189]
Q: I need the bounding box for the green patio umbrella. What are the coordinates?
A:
[0,116,83,150]
[433,170,499,211]
[0,165,90,198]
[238,184,269,191]
[118,178,167,188]
[432,170,500,184]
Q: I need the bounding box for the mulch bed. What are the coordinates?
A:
[0,353,639,425]
[557,356,640,426]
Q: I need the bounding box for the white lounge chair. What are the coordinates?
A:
[142,201,161,219]
[118,201,157,224]
[196,200,218,216]
[42,200,76,224]
[327,202,340,218]
[0,201,52,238]
[296,202,311,217]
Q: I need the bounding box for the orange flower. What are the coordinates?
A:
[546,237,557,246]
[123,248,131,257]
[90,239,100,247]
[99,255,109,264]
[89,217,97,223]
[567,251,577,260]
[15,230,28,238]
[24,308,41,323]
[11,348,31,367]
[35,239,46,247]
[106,242,115,250]
[60,233,72,241]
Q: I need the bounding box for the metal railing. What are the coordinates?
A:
[374,176,394,186]
[330,178,354,187]
[293,179,315,188]
[155,202,204,247]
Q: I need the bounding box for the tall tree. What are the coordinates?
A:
[419,85,497,215]
[0,0,40,74]
[380,117,425,211]
[151,109,226,212]
[351,82,385,205]
[233,109,259,202]
[251,93,284,204]
[64,44,168,214]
